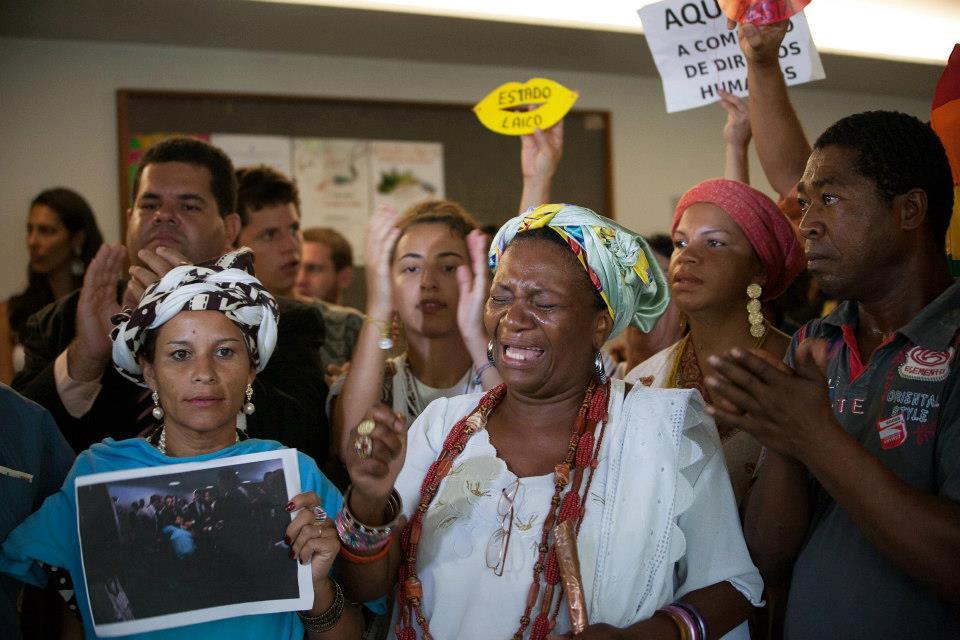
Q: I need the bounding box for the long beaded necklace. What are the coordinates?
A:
[395,379,610,640]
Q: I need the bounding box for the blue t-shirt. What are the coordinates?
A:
[0,437,343,639]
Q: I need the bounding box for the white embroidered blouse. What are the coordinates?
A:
[390,379,763,639]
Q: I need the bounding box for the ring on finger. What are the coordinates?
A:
[356,419,376,437]
[354,435,373,459]
[313,506,327,524]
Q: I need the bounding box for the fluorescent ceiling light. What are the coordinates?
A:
[254,0,957,64]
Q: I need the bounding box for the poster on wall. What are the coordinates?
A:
[293,138,372,258]
[369,141,444,215]
[210,134,293,177]
[637,0,825,113]
[294,139,445,262]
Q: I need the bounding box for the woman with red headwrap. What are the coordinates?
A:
[625,178,804,503]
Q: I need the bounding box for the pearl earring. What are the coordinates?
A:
[242,384,255,415]
[151,390,164,420]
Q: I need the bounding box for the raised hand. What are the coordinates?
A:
[364,207,402,317]
[457,229,502,387]
[345,404,408,518]
[521,120,564,183]
[719,90,752,148]
[456,229,492,347]
[68,243,126,382]
[519,120,564,212]
[737,20,790,66]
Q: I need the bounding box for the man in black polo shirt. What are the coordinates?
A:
[705,111,960,639]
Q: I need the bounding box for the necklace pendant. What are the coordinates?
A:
[554,463,570,487]
[464,412,486,434]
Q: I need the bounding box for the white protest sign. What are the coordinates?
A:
[637,0,825,113]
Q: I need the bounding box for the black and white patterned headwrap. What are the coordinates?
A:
[111,248,279,386]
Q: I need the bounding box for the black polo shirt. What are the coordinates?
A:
[783,281,960,640]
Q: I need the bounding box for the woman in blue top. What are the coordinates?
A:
[0,248,363,639]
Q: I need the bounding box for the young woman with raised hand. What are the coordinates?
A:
[330,200,500,461]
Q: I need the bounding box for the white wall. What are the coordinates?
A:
[0,36,931,299]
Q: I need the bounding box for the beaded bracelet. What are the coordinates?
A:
[339,536,393,564]
[297,578,344,633]
[471,361,496,386]
[335,486,403,553]
[673,601,707,640]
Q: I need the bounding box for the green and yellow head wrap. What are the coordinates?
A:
[488,204,669,339]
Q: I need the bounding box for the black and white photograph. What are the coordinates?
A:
[74,449,311,636]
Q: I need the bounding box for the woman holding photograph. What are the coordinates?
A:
[0,248,363,639]
[336,205,764,640]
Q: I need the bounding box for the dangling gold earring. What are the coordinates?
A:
[746,283,766,340]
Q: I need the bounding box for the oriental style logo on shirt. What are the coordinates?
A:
[898,347,954,382]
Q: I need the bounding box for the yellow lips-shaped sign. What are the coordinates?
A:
[473,78,579,136]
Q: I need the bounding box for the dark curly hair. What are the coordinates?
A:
[132,137,237,216]
[813,111,954,244]
[235,165,300,227]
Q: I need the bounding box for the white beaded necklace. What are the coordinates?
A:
[153,427,240,455]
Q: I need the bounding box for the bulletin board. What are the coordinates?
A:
[116,89,613,230]
[116,90,612,309]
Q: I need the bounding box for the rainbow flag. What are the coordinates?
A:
[932,44,960,275]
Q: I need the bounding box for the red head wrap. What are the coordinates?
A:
[672,178,804,300]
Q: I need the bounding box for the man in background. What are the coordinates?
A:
[296,227,355,306]
[235,167,362,375]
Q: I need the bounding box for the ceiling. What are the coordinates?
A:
[0,0,945,97]
[263,0,960,64]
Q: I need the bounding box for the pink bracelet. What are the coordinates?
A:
[661,604,700,640]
